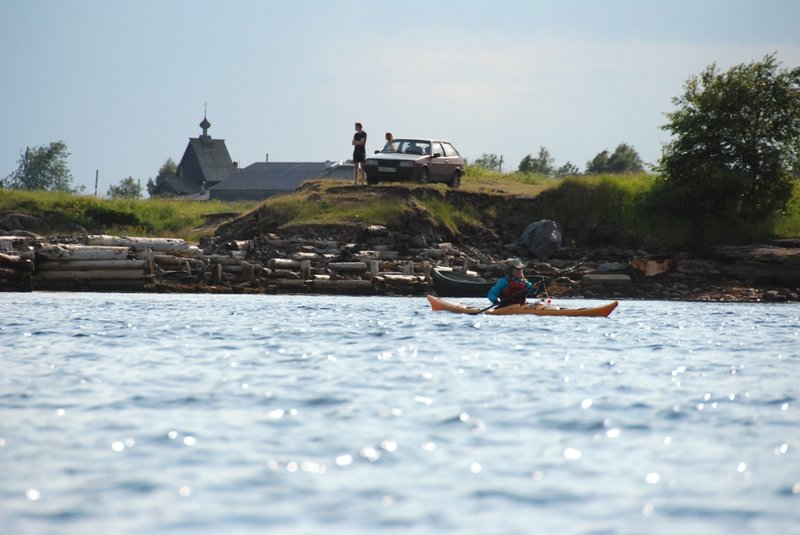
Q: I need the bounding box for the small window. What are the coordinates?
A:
[442,143,459,157]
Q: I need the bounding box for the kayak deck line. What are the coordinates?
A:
[427,295,618,317]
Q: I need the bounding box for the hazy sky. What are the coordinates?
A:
[2,0,799,194]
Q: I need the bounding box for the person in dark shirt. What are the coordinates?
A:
[352,122,367,184]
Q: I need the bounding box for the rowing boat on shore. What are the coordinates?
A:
[431,268,495,297]
[427,294,618,317]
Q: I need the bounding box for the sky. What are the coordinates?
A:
[1,0,799,195]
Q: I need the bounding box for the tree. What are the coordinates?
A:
[107,177,143,199]
[586,144,643,174]
[585,150,610,174]
[472,153,503,172]
[518,147,555,175]
[146,158,178,196]
[657,53,800,222]
[607,143,643,173]
[554,161,580,177]
[2,141,81,192]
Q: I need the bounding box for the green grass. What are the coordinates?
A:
[2,171,798,247]
[462,166,558,195]
[0,189,259,239]
[263,191,406,227]
[415,195,482,234]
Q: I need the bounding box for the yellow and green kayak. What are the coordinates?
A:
[427,294,618,317]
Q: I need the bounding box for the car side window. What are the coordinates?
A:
[433,142,445,156]
[442,143,459,157]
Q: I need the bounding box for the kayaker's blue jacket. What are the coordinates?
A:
[488,274,534,305]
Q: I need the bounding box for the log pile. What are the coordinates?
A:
[33,243,146,291]
[0,233,443,294]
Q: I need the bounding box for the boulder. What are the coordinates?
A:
[519,220,562,259]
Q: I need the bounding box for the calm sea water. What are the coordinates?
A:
[1,293,798,535]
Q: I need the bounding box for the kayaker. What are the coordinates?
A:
[488,258,536,307]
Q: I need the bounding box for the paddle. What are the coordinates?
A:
[468,262,582,315]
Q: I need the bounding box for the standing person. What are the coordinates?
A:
[487,258,536,307]
[352,122,367,184]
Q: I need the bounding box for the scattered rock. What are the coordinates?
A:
[519,220,562,259]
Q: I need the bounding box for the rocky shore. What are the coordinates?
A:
[1,208,799,302]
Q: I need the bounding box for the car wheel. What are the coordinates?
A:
[448,171,461,188]
[367,174,378,185]
[417,168,429,184]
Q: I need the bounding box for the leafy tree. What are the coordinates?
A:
[585,150,610,174]
[519,147,555,175]
[607,143,643,173]
[146,157,178,196]
[555,161,580,177]
[586,144,643,174]
[107,176,143,199]
[657,53,800,222]
[2,141,81,192]
[472,153,504,172]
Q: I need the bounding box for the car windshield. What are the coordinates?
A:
[382,139,431,155]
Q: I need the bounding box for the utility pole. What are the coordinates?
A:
[499,156,504,173]
[94,170,99,196]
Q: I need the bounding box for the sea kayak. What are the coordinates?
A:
[427,294,618,317]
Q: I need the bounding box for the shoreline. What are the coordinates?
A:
[2,233,798,303]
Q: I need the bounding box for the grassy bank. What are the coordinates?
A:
[2,169,798,246]
[0,190,260,240]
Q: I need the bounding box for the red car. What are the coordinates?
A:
[364,138,465,187]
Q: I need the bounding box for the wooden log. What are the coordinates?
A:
[153,255,205,270]
[33,269,146,281]
[36,244,130,261]
[379,274,424,283]
[269,269,300,279]
[268,258,301,270]
[85,235,202,256]
[328,261,368,273]
[300,260,312,280]
[293,252,320,261]
[36,259,147,271]
[0,252,34,271]
[356,250,400,261]
[83,235,131,246]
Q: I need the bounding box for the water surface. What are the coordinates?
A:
[1,294,798,534]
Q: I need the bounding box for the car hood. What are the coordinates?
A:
[366,152,426,162]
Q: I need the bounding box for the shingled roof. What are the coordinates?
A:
[208,161,353,201]
[154,115,236,196]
